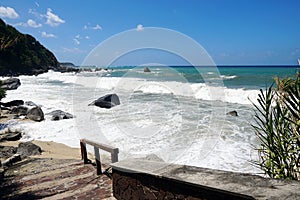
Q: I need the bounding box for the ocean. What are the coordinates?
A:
[4,65,299,174]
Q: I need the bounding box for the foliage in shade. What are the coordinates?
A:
[0,18,58,76]
[252,73,300,180]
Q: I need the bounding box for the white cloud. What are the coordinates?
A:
[136,24,144,31]
[27,19,42,28]
[84,23,102,30]
[0,6,19,19]
[45,8,65,27]
[35,2,40,7]
[85,36,90,39]
[73,38,80,45]
[75,34,80,39]
[60,47,86,53]
[41,31,56,38]
[92,24,102,30]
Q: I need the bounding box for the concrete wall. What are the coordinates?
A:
[111,159,300,200]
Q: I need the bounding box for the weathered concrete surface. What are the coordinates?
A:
[0,158,115,199]
[111,159,300,200]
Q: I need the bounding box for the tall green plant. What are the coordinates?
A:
[252,74,300,180]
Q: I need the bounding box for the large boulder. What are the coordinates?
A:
[0,78,21,90]
[26,106,44,122]
[88,94,120,109]
[17,142,42,158]
[0,145,17,159]
[47,110,73,121]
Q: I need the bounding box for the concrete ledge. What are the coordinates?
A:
[111,159,300,200]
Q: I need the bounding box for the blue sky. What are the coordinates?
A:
[1,0,300,66]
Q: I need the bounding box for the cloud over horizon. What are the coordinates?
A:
[27,19,42,28]
[0,6,19,19]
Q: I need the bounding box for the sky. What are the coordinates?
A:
[1,0,300,66]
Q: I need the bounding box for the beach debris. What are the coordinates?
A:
[0,78,21,90]
[47,110,73,121]
[26,106,44,122]
[88,93,120,109]
[144,67,151,72]
[226,110,238,117]
[17,142,42,158]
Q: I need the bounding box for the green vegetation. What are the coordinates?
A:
[252,73,300,180]
[0,18,58,76]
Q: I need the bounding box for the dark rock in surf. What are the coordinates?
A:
[25,101,38,107]
[226,110,238,117]
[26,106,44,122]
[0,132,22,142]
[1,100,24,107]
[88,94,120,109]
[47,110,73,121]
[0,78,21,90]
[10,105,28,116]
[17,142,42,158]
[144,67,151,72]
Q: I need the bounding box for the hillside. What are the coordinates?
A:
[0,18,58,76]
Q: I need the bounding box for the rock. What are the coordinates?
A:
[1,100,24,107]
[227,110,238,117]
[0,145,17,159]
[24,101,38,107]
[0,132,22,141]
[26,106,44,122]
[47,110,73,121]
[88,94,120,109]
[10,105,28,115]
[17,142,42,158]
[144,67,151,72]
[0,78,21,90]
[2,154,21,167]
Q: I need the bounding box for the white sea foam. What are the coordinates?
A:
[3,71,261,174]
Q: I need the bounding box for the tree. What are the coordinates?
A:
[252,73,300,180]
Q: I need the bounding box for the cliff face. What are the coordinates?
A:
[0,19,58,76]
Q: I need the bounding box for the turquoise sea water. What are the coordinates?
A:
[105,65,299,89]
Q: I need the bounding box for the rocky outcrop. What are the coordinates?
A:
[0,78,21,90]
[88,94,120,109]
[0,100,24,107]
[26,107,44,122]
[47,110,73,121]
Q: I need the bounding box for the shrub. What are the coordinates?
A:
[252,74,300,180]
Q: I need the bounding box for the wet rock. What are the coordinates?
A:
[10,105,28,115]
[0,78,21,90]
[26,106,44,122]
[226,110,238,117]
[88,94,120,109]
[24,101,38,107]
[144,67,151,72]
[17,142,42,158]
[47,110,73,121]
[1,100,24,107]
[0,132,22,141]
